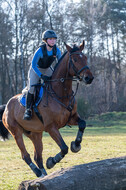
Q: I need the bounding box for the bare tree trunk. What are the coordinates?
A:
[115,29,121,108]
[15,0,19,93]
[101,35,107,108]
[42,0,46,32]
[19,0,26,89]
[45,1,53,30]
[110,21,117,108]
[6,60,14,97]
[0,54,5,103]
[105,24,113,111]
[111,22,116,64]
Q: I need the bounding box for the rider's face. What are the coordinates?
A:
[47,38,56,47]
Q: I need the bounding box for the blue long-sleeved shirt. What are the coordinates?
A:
[32,46,61,77]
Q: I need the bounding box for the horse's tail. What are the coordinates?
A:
[0,104,10,141]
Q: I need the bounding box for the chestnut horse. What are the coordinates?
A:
[0,41,94,177]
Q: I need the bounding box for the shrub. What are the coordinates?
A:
[77,98,91,119]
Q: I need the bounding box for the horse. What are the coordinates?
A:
[0,41,94,177]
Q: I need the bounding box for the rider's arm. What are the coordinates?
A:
[32,48,43,77]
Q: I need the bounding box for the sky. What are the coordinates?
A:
[66,0,80,3]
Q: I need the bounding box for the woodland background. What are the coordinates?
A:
[0,0,126,116]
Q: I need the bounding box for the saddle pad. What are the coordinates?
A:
[20,86,44,107]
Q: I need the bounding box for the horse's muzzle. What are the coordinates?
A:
[84,76,94,84]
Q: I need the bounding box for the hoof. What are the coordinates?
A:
[46,157,55,169]
[39,168,47,178]
[71,141,81,153]
[39,173,46,178]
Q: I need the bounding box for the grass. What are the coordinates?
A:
[0,112,126,190]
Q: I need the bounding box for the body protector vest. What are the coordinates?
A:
[37,43,57,69]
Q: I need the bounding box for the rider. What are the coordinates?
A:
[23,29,62,120]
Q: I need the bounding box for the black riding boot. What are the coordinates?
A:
[23,92,34,120]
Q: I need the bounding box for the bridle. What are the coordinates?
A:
[45,50,89,83]
[33,48,92,126]
[43,50,90,113]
[69,51,89,80]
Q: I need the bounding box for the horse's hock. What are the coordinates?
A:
[18,156,126,190]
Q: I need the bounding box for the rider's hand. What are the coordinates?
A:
[41,75,51,82]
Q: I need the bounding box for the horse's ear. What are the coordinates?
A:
[80,40,85,51]
[64,42,72,52]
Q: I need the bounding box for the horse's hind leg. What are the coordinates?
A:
[46,126,68,169]
[28,132,47,176]
[7,124,42,177]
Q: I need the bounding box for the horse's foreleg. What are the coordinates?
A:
[71,118,86,152]
[69,114,86,153]
[29,132,47,177]
[11,127,42,177]
[46,126,68,169]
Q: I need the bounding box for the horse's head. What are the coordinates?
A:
[64,41,94,84]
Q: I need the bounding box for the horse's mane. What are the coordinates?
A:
[53,51,68,72]
[53,44,80,73]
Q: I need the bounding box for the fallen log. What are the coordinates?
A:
[18,156,126,190]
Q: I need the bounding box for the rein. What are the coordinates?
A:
[47,51,89,83]
[46,79,80,112]
[45,50,89,112]
[33,49,89,124]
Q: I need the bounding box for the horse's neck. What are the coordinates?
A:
[51,53,72,99]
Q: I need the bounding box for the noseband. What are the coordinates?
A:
[69,52,89,79]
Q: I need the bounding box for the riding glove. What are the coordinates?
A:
[41,74,51,81]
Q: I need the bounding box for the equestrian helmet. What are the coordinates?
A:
[42,30,57,40]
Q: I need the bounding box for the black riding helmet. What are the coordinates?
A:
[42,30,57,40]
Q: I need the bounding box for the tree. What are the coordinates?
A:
[0,7,14,103]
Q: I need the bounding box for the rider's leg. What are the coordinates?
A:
[23,91,34,120]
[23,66,53,120]
[44,66,54,76]
[23,67,39,120]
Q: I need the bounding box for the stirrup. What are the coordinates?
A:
[23,109,32,120]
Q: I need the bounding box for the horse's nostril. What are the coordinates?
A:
[85,76,94,84]
[85,76,89,81]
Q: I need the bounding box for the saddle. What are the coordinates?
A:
[20,85,44,123]
[20,85,44,108]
